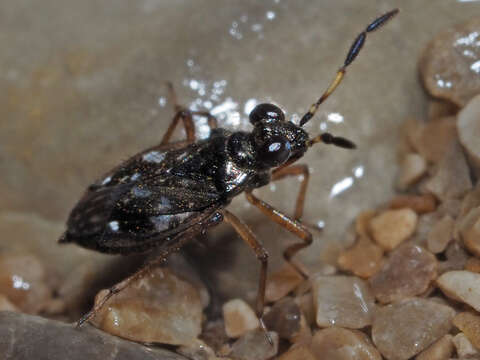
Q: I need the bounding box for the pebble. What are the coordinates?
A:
[265,264,303,303]
[92,267,203,345]
[453,312,480,349]
[370,244,437,304]
[337,236,384,278]
[424,140,472,202]
[437,270,480,311]
[458,95,480,175]
[177,339,219,360]
[397,153,428,190]
[263,297,300,340]
[419,17,480,107]
[0,311,189,360]
[427,215,454,254]
[0,293,19,312]
[312,275,375,329]
[416,116,458,163]
[438,242,469,274]
[465,257,480,273]
[311,327,382,360]
[452,332,479,358]
[0,253,52,314]
[201,319,229,352]
[223,298,259,338]
[229,329,278,360]
[372,298,455,360]
[458,206,480,257]
[369,209,418,251]
[277,345,316,360]
[355,210,376,238]
[389,194,436,214]
[415,334,454,360]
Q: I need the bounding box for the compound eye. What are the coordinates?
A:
[249,103,285,125]
[258,136,291,167]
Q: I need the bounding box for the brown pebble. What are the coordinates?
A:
[229,329,278,360]
[452,332,479,358]
[92,267,203,345]
[415,334,454,360]
[337,236,384,278]
[458,207,480,257]
[355,210,376,238]
[311,327,382,360]
[0,293,19,312]
[312,275,376,329]
[277,345,316,360]
[465,257,480,273]
[223,298,259,338]
[417,116,458,164]
[0,253,52,314]
[370,209,418,251]
[437,270,480,312]
[427,215,454,254]
[419,17,480,107]
[389,194,437,214]
[453,312,480,350]
[370,244,437,304]
[397,153,428,190]
[263,297,300,340]
[424,140,472,202]
[372,298,455,360]
[265,264,303,303]
[458,95,480,176]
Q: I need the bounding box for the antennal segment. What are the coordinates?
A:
[299,8,399,127]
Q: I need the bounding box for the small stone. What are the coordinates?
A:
[372,298,455,360]
[278,345,316,360]
[0,253,52,314]
[295,292,315,326]
[223,298,259,338]
[0,293,19,312]
[419,17,480,107]
[389,194,436,214]
[337,236,384,278]
[355,210,376,238]
[397,153,428,190]
[370,209,418,251]
[453,332,479,358]
[263,297,300,340]
[0,311,189,360]
[427,215,454,254]
[453,312,480,349]
[290,314,312,345]
[465,257,480,273]
[229,329,279,360]
[438,242,469,273]
[370,244,437,304]
[437,270,480,311]
[458,95,480,175]
[265,264,303,303]
[424,140,472,202]
[201,319,229,352]
[459,184,480,219]
[415,334,454,360]
[177,339,218,360]
[458,207,480,257]
[311,327,382,360]
[417,116,458,163]
[92,267,203,345]
[312,275,375,329]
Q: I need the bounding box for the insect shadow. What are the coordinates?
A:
[59,8,399,343]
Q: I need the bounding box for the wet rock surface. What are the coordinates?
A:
[0,311,189,360]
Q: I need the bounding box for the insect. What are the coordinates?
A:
[59,8,398,341]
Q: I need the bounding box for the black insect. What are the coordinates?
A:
[60,9,398,341]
